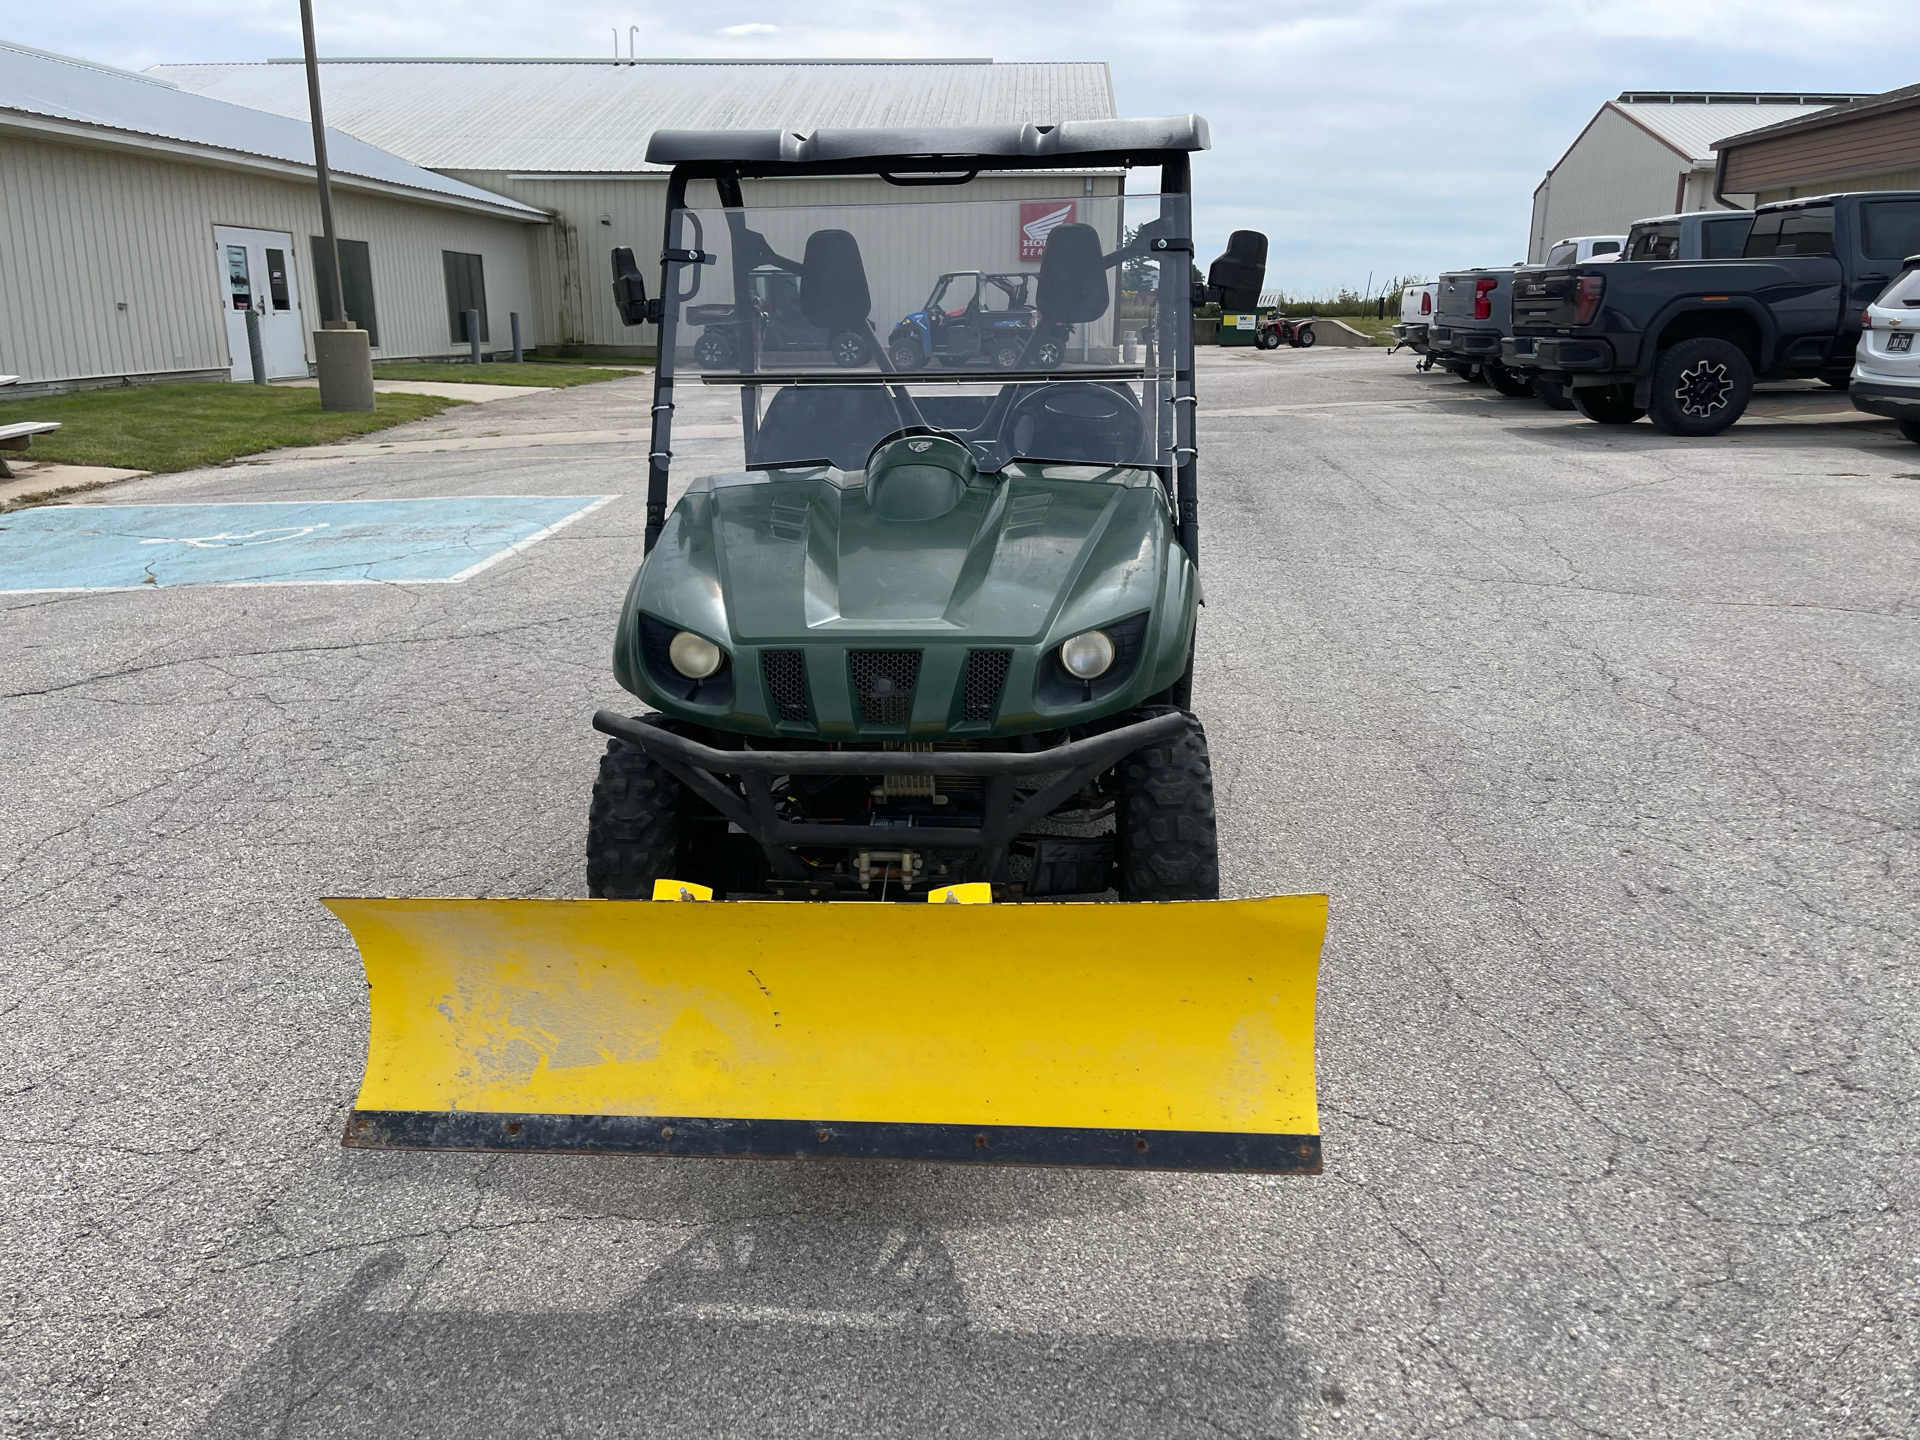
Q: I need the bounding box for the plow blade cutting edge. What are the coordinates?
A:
[327,895,1327,1174]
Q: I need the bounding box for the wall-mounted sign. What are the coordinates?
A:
[1019,201,1077,262]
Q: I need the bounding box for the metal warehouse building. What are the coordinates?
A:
[0,41,546,393]
[152,57,1122,360]
[1526,91,1866,262]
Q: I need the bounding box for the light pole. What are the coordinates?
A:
[300,0,374,410]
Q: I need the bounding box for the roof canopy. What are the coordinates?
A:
[645,115,1209,171]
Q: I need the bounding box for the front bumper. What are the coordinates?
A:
[1849,378,1920,419]
[592,707,1188,889]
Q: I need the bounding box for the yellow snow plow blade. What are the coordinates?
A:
[326,894,1327,1173]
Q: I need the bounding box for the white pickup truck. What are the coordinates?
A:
[1391,282,1439,360]
[1539,234,1625,266]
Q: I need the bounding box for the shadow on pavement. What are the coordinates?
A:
[195,1216,1314,1438]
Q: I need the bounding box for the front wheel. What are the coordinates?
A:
[587,734,685,899]
[1573,385,1646,425]
[888,339,928,371]
[1647,338,1751,437]
[1032,337,1065,370]
[1255,328,1281,350]
[831,331,873,368]
[1115,710,1219,901]
[1293,325,1317,349]
[693,333,735,369]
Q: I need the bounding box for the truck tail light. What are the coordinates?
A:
[1420,290,1432,314]
[1572,275,1605,326]
[1473,277,1497,320]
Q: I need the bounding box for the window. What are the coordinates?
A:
[1744,207,1835,258]
[265,248,291,311]
[443,251,489,343]
[1545,242,1576,267]
[1860,200,1920,261]
[309,237,379,346]
[1589,240,1620,256]
[1627,225,1680,261]
[1700,218,1752,259]
[226,245,252,310]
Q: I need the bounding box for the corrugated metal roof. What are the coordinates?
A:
[148,59,1117,173]
[1,41,544,218]
[1616,101,1841,162]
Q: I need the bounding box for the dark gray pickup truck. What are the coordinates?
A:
[1510,191,1920,435]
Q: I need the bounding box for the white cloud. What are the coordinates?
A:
[19,0,1919,292]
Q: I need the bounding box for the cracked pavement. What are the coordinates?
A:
[2,354,1915,1438]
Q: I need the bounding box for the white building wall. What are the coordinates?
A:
[1528,108,1691,261]
[0,132,543,388]
[443,170,1124,355]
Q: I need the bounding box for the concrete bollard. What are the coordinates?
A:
[510,312,523,363]
[244,308,267,384]
[468,310,482,366]
[313,326,376,412]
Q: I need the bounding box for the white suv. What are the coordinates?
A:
[1852,257,1920,444]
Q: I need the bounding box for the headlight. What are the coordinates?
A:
[668,630,724,679]
[1058,629,1114,680]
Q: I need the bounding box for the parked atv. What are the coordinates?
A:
[687,267,874,369]
[596,117,1262,903]
[887,271,1056,370]
[1256,314,1316,349]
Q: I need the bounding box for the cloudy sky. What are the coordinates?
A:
[13,1,1915,295]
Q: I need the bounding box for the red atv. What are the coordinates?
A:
[1255,314,1317,349]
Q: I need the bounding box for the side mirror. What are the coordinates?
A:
[1207,231,1268,312]
[612,247,652,326]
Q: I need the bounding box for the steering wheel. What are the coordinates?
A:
[997,382,1147,467]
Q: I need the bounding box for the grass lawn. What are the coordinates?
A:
[372,361,637,386]
[9,383,460,474]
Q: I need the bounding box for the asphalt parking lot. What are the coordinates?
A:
[4,348,1915,1438]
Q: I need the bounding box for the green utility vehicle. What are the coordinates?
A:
[591,118,1267,901]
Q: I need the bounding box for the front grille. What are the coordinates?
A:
[961,649,1011,722]
[848,649,920,726]
[761,650,810,721]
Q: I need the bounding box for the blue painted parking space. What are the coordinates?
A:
[0,496,616,593]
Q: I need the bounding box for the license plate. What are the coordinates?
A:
[1889,332,1913,352]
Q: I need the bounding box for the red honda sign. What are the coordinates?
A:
[1019,200,1077,261]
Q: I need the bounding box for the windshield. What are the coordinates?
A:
[660,190,1187,474]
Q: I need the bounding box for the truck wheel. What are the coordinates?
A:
[1462,364,1487,385]
[1533,376,1575,410]
[587,733,684,899]
[1486,363,1533,397]
[1572,386,1646,425]
[1898,419,1920,445]
[1648,338,1752,436]
[1115,710,1219,902]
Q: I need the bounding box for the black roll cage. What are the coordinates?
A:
[639,138,1202,571]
